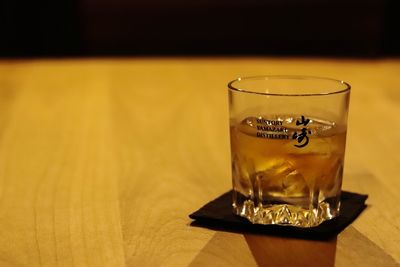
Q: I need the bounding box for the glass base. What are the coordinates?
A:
[233,194,340,228]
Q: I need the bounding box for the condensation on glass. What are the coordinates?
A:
[228,76,351,227]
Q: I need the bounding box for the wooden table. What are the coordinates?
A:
[0,58,399,266]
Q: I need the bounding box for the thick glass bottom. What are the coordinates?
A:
[233,192,340,227]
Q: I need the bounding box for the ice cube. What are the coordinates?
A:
[236,116,259,137]
[253,159,309,199]
[282,170,309,196]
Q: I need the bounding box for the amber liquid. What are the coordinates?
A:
[230,115,346,227]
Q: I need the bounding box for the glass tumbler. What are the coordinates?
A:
[228,76,351,227]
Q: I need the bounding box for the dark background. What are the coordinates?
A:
[1,0,399,57]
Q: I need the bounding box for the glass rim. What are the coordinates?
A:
[228,75,351,96]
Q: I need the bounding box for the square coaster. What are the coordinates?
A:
[189,190,368,240]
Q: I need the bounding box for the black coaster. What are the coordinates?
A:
[189,190,368,240]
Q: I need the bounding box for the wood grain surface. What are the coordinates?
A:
[0,58,399,266]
